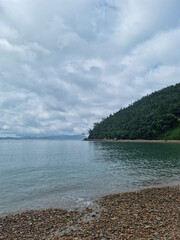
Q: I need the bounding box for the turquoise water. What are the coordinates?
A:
[0,140,180,215]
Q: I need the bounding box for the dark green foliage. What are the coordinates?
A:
[160,123,180,140]
[88,83,180,140]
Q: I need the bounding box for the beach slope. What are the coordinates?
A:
[0,185,179,239]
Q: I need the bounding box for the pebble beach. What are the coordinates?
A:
[0,185,179,239]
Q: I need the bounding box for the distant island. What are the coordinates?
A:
[0,135,84,140]
[88,83,180,140]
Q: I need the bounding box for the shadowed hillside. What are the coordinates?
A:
[88,83,180,140]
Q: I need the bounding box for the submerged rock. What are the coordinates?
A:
[0,185,179,239]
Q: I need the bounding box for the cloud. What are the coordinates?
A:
[0,0,180,137]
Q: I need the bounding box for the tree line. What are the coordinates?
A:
[88,83,180,140]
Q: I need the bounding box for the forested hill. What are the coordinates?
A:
[88,83,180,140]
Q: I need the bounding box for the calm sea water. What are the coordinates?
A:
[0,140,180,215]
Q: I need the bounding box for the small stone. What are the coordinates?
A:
[99,233,104,237]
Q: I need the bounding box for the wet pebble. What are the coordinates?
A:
[0,186,179,239]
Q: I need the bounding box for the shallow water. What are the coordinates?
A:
[0,140,179,215]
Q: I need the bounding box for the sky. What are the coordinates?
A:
[0,0,180,137]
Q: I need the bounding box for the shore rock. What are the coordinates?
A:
[0,186,179,239]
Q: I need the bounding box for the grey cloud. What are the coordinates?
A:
[0,0,180,137]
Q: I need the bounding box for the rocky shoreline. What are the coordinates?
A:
[84,139,180,143]
[0,185,179,239]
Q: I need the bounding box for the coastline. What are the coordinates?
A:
[84,139,180,143]
[1,185,179,239]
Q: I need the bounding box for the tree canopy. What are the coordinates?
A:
[88,83,180,140]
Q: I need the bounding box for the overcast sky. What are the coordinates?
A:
[0,0,180,137]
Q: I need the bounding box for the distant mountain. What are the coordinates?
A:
[88,83,180,140]
[0,135,84,140]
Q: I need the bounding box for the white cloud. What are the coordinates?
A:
[0,0,180,137]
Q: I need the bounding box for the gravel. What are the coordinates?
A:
[0,185,179,239]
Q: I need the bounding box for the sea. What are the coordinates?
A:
[0,140,180,216]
